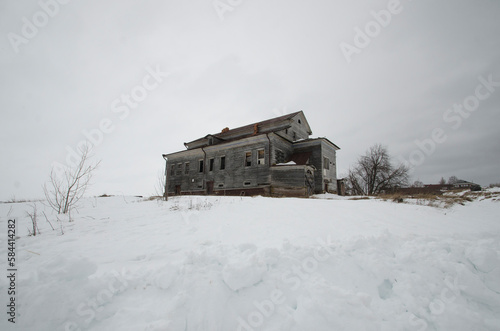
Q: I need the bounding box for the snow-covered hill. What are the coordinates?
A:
[1,192,500,330]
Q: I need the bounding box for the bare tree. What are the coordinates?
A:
[439,177,446,185]
[154,169,166,198]
[43,145,100,216]
[347,144,409,195]
[413,180,424,188]
[448,176,459,185]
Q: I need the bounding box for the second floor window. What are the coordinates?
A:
[184,162,190,175]
[220,156,226,170]
[199,160,204,173]
[209,158,214,172]
[245,152,252,167]
[258,149,265,165]
[324,157,330,170]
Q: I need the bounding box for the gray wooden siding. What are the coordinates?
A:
[166,135,271,194]
[268,133,293,165]
[164,113,338,196]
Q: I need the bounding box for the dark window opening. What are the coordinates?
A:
[199,160,204,173]
[258,149,265,165]
[209,158,214,172]
[275,150,285,164]
[244,181,251,186]
[220,156,226,170]
[245,152,252,167]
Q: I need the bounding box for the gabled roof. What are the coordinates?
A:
[184,111,312,149]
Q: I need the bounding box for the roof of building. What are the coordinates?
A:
[184,111,312,149]
[214,111,303,140]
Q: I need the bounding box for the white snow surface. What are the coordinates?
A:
[1,193,500,331]
[275,161,297,166]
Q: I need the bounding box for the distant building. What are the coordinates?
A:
[453,180,481,191]
[162,111,340,197]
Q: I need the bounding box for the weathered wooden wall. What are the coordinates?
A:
[164,113,338,197]
[166,135,271,194]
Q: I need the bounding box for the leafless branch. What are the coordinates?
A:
[347,144,409,195]
[43,144,100,216]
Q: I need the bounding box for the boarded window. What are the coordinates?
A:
[184,162,190,175]
[324,157,329,170]
[199,160,204,173]
[258,149,265,165]
[209,158,214,172]
[245,152,252,167]
[220,156,226,170]
[275,150,285,164]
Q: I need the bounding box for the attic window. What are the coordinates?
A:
[208,138,213,145]
[298,119,302,124]
[243,181,251,186]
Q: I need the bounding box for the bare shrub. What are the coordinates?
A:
[26,203,40,236]
[43,145,100,217]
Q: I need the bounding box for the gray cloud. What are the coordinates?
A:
[1,0,499,200]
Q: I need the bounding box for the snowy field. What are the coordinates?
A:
[1,191,500,331]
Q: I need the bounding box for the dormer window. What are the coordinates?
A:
[208,137,213,145]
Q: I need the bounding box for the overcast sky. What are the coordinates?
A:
[1,0,499,201]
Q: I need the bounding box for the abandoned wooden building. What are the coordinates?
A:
[162,111,340,197]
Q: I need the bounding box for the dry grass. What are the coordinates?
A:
[376,189,499,208]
